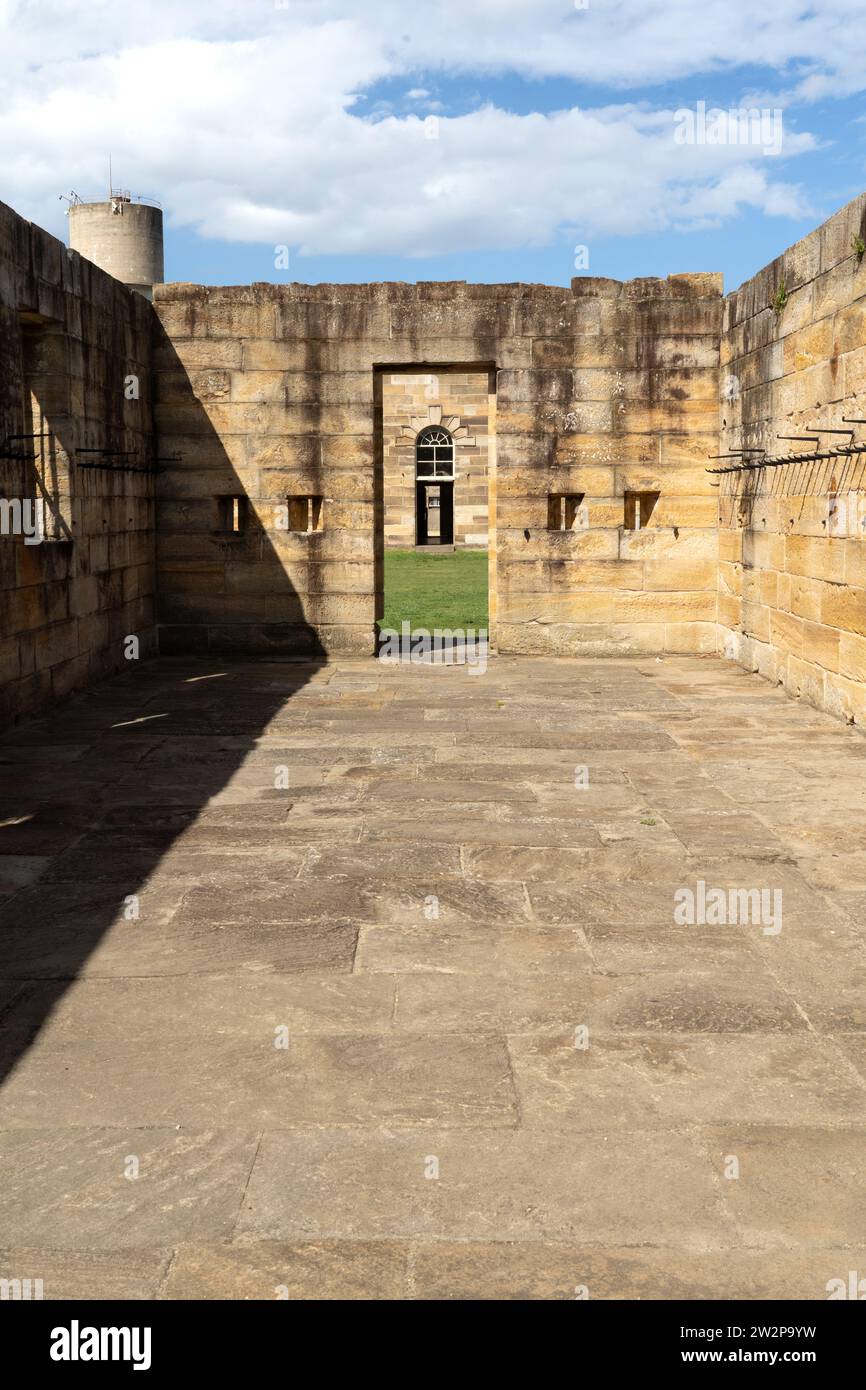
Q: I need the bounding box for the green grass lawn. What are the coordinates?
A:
[379,548,488,632]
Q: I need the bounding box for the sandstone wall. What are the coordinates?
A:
[495,275,722,655]
[382,370,490,548]
[151,285,375,658]
[718,193,866,727]
[5,188,865,719]
[0,199,156,727]
[153,275,721,656]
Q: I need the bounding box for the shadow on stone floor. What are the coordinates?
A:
[0,316,330,1085]
[0,653,327,1087]
[1,655,866,1293]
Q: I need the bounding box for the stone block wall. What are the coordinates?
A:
[152,275,721,656]
[4,187,863,726]
[382,370,490,547]
[718,193,866,727]
[0,199,156,727]
[151,284,376,658]
[494,275,722,655]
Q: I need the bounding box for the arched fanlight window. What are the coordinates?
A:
[416,425,455,479]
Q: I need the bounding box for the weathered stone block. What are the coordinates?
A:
[769,608,805,657]
[821,585,866,637]
[643,559,716,591]
[798,618,839,671]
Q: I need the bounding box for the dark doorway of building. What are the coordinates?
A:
[415,425,455,547]
[416,480,455,546]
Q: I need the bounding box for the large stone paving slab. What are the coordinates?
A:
[0,1129,259,1248]
[1,653,866,1299]
[236,1127,730,1244]
[0,1034,516,1129]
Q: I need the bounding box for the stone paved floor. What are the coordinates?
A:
[1,653,865,1300]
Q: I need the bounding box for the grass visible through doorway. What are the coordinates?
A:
[380,548,488,632]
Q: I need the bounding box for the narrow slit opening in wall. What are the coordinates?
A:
[288,495,324,533]
[217,495,248,533]
[548,492,586,531]
[624,491,659,530]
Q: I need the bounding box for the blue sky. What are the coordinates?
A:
[2,1,866,294]
[165,77,866,293]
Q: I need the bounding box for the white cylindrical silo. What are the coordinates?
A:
[68,195,164,299]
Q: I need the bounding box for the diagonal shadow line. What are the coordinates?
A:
[0,654,328,1089]
[0,317,332,1088]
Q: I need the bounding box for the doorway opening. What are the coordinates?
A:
[374,364,495,650]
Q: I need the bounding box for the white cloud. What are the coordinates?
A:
[0,1,855,261]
